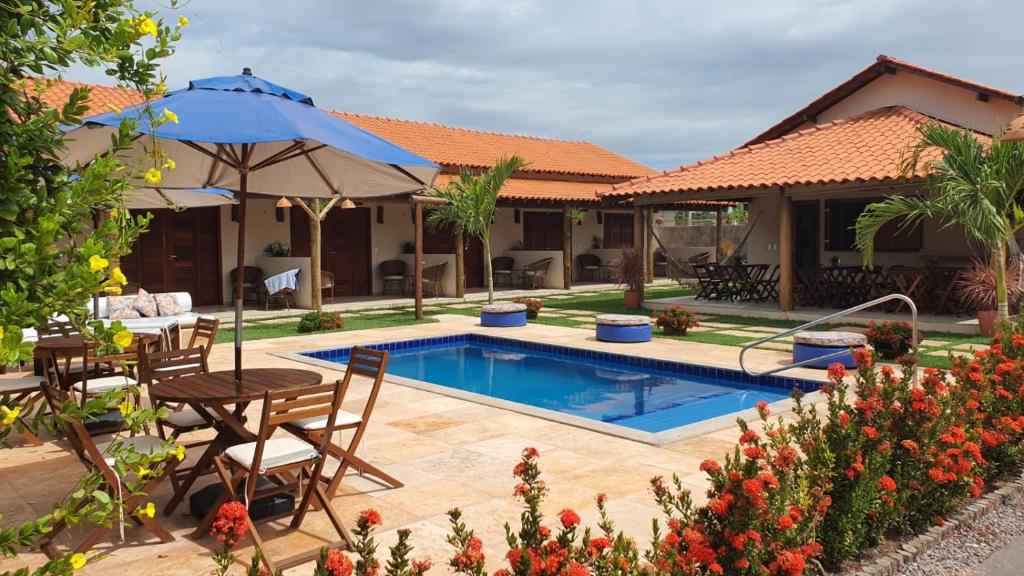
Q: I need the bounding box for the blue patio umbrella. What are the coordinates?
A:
[64,69,440,382]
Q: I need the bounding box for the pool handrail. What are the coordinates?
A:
[738,293,918,385]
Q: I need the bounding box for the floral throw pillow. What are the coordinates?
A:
[108,295,140,320]
[133,288,159,318]
[155,294,184,316]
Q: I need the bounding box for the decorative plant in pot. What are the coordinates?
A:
[653,305,699,335]
[613,247,645,308]
[263,241,291,257]
[955,259,1023,337]
[865,320,918,359]
[511,297,543,319]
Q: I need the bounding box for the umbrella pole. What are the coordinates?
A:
[234,165,248,385]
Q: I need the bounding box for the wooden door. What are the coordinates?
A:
[290,206,372,297]
[119,207,222,305]
[793,201,819,268]
[464,237,485,288]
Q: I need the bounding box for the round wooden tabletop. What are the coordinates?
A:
[149,368,323,404]
[34,333,159,353]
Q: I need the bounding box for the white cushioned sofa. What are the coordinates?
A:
[22,292,204,344]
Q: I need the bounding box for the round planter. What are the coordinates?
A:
[480,302,528,328]
[977,310,999,337]
[623,290,642,309]
[874,343,911,360]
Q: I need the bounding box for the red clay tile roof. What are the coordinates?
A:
[432,173,611,203]
[603,106,951,198]
[34,78,144,113]
[744,54,1023,147]
[332,111,655,179]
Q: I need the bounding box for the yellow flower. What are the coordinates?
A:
[118,399,133,418]
[136,16,158,37]
[111,266,127,285]
[163,158,176,170]
[1,405,20,426]
[0,326,4,340]
[178,15,189,27]
[141,502,156,518]
[174,444,186,461]
[103,286,123,295]
[70,553,87,570]
[155,81,167,94]
[113,329,133,348]
[136,465,152,479]
[162,108,178,124]
[104,103,123,115]
[109,208,119,219]
[144,167,162,185]
[88,254,109,272]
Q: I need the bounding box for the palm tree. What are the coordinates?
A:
[427,155,527,304]
[854,123,1024,319]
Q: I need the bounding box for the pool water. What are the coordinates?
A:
[303,335,809,434]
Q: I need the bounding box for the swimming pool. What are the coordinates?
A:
[298,334,818,440]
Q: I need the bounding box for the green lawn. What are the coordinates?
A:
[216,311,436,344]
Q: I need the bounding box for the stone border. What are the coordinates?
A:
[844,472,1024,575]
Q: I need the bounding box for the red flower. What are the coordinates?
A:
[558,508,580,529]
[774,549,806,576]
[838,411,851,426]
[565,561,589,576]
[827,363,847,381]
[777,515,795,530]
[587,537,612,557]
[358,508,382,529]
[756,400,770,418]
[210,501,249,547]
[699,459,721,474]
[325,550,354,576]
[877,475,896,492]
[523,447,539,458]
[743,446,765,460]
[742,478,764,498]
[861,425,879,440]
[739,429,759,444]
[708,493,734,515]
[411,558,432,575]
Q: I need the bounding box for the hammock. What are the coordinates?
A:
[651,210,761,285]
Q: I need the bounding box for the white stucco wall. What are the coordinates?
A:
[219,199,292,303]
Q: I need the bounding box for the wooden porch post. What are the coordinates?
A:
[778,188,794,311]
[645,207,655,283]
[455,228,465,298]
[414,201,424,320]
[633,204,645,300]
[714,207,724,261]
[563,206,573,289]
[294,197,340,312]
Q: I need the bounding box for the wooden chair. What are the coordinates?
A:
[321,270,336,304]
[205,380,352,573]
[70,341,146,409]
[491,256,515,288]
[187,317,220,361]
[0,375,45,446]
[422,262,447,298]
[282,347,401,498]
[575,254,602,282]
[37,379,177,556]
[379,260,407,295]
[521,257,553,289]
[230,266,264,306]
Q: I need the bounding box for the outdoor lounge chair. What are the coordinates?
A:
[321,270,335,304]
[422,262,447,297]
[204,380,352,573]
[521,257,553,289]
[379,260,407,295]
[282,347,401,498]
[37,380,177,557]
[491,256,515,288]
[575,254,602,282]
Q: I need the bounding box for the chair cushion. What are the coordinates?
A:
[108,295,140,320]
[596,314,652,326]
[481,303,527,314]
[224,438,319,472]
[89,434,165,467]
[493,270,512,275]
[161,407,219,429]
[155,294,184,316]
[133,289,159,318]
[74,374,138,394]
[383,275,405,280]
[0,375,43,394]
[289,410,362,431]
[793,331,867,347]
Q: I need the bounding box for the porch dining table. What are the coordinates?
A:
[149,367,323,526]
[34,333,160,385]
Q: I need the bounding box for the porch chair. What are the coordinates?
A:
[692,263,715,300]
[422,262,447,298]
[321,270,336,304]
[69,340,149,409]
[521,257,553,290]
[203,380,353,573]
[37,379,177,557]
[491,257,515,288]
[229,266,264,306]
[379,260,407,295]
[187,317,220,361]
[282,347,401,499]
[575,254,602,282]
[139,347,215,439]
[0,375,45,446]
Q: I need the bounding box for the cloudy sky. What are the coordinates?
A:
[69,1,1024,170]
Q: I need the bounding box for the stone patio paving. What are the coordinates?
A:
[1,316,829,575]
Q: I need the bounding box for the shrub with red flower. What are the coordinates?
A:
[865,320,918,359]
[211,500,250,547]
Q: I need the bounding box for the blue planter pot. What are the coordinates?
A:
[480,310,527,327]
[596,323,652,343]
[792,343,860,369]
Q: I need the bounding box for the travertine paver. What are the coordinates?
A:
[361,309,404,315]
[568,316,597,322]
[699,322,740,329]
[260,316,302,324]
[717,329,776,339]
[919,339,951,347]
[952,343,981,351]
[0,316,826,576]
[445,303,481,309]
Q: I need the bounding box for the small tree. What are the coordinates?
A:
[426,156,527,304]
[855,123,1024,319]
[293,197,341,312]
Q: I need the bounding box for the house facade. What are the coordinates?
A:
[603,55,1024,310]
[43,79,710,307]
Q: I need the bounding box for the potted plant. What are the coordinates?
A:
[569,208,587,225]
[512,297,543,319]
[865,320,917,359]
[400,241,415,254]
[955,259,1022,336]
[263,241,290,257]
[613,247,645,309]
[653,305,699,335]
[590,236,602,249]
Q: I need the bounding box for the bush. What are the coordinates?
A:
[297,311,344,333]
[512,297,544,319]
[653,305,699,334]
[865,320,917,359]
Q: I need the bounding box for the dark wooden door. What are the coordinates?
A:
[120,207,222,305]
[291,206,372,297]
[464,237,485,288]
[794,201,819,268]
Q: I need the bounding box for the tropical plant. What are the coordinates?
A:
[297,311,345,333]
[652,305,699,334]
[427,156,528,303]
[955,258,1024,313]
[569,208,587,225]
[854,123,1024,319]
[613,248,645,293]
[865,320,918,359]
[263,241,291,257]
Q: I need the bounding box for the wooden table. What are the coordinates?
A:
[149,368,323,519]
[34,333,159,384]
